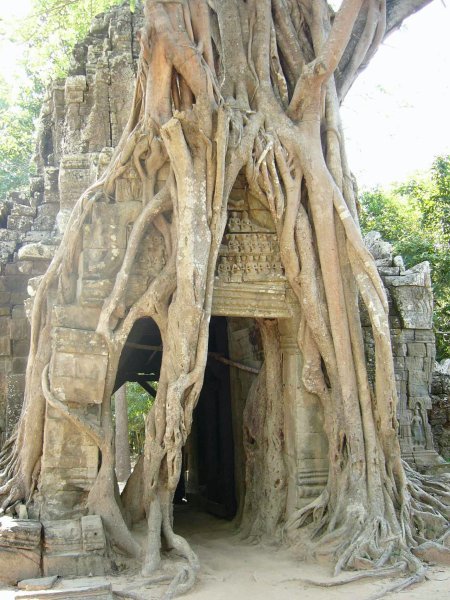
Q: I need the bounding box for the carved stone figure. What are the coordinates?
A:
[411,404,426,448]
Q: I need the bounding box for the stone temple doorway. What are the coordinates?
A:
[114,316,264,528]
[180,316,237,520]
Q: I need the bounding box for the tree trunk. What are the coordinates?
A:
[1,0,447,597]
[115,385,132,483]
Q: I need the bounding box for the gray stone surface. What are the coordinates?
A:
[364,232,443,470]
[18,576,58,591]
[430,371,450,460]
[0,518,42,585]
[15,583,113,599]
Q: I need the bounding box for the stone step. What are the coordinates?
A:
[18,576,58,591]
[15,583,113,599]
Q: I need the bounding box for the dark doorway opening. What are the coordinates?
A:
[114,317,163,396]
[114,316,237,521]
[181,316,237,519]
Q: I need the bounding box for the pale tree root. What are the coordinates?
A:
[279,562,407,586]
[141,488,199,600]
[367,565,427,600]
[113,592,145,600]
[283,473,448,598]
[279,563,427,600]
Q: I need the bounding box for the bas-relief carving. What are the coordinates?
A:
[78,203,166,308]
[411,404,426,448]
[216,211,285,284]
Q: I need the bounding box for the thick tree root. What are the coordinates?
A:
[367,565,427,600]
[279,563,407,586]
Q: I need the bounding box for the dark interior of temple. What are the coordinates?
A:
[114,316,237,521]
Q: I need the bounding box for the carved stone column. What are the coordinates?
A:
[278,316,329,513]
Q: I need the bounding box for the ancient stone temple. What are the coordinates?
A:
[0,2,447,586]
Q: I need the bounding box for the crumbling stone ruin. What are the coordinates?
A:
[430,364,450,460]
[0,0,448,590]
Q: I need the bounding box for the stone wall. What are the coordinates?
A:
[0,3,143,445]
[430,370,450,460]
[364,232,443,469]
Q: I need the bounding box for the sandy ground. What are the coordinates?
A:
[1,506,449,599]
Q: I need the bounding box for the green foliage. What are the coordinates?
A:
[125,381,155,455]
[360,155,450,359]
[0,74,43,198]
[0,1,136,199]
[18,0,126,79]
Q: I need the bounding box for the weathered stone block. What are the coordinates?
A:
[82,201,141,250]
[0,241,17,263]
[0,546,41,584]
[52,327,108,355]
[0,517,42,584]
[0,336,11,356]
[66,90,84,103]
[18,575,58,591]
[408,395,432,410]
[4,275,29,294]
[13,339,31,356]
[393,357,405,370]
[415,330,435,342]
[0,517,42,550]
[405,356,424,371]
[12,356,28,374]
[391,286,433,330]
[12,305,26,318]
[77,278,114,304]
[7,214,34,232]
[4,261,21,275]
[15,583,113,599]
[32,202,59,231]
[11,317,30,340]
[49,327,108,404]
[42,517,106,578]
[18,242,58,262]
[0,229,21,242]
[11,291,28,305]
[0,356,12,373]
[43,519,82,554]
[59,155,92,210]
[81,248,125,279]
[81,515,106,551]
[0,291,11,306]
[52,305,101,330]
[11,204,35,218]
[18,260,34,275]
[50,353,108,404]
[408,382,430,397]
[392,341,407,357]
[65,75,87,92]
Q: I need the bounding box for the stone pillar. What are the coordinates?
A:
[38,327,107,519]
[278,318,329,513]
